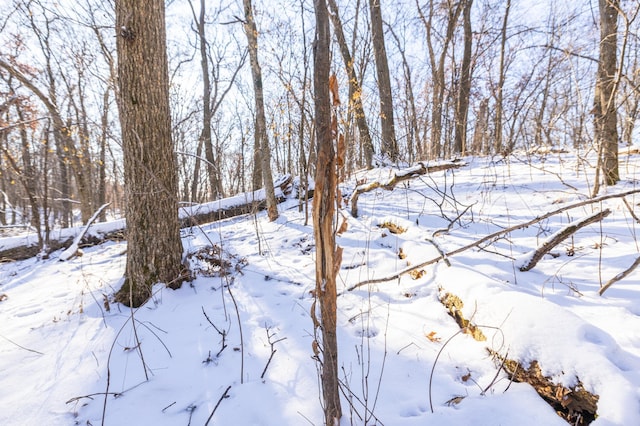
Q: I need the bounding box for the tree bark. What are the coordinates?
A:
[369,0,398,161]
[242,0,279,221]
[313,0,342,423]
[453,0,474,156]
[417,0,463,159]
[596,0,620,187]
[327,0,374,169]
[494,0,511,155]
[114,0,186,307]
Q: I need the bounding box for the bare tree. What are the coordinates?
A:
[328,0,374,168]
[114,0,186,307]
[494,0,511,155]
[242,0,278,221]
[369,0,398,161]
[453,0,474,156]
[417,0,463,159]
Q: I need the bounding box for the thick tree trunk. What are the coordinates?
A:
[114,0,186,307]
[243,0,279,221]
[369,0,398,161]
[312,0,342,423]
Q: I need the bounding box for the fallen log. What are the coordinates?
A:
[439,290,599,426]
[349,160,467,217]
[0,176,294,262]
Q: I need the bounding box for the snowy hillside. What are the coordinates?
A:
[1,153,640,426]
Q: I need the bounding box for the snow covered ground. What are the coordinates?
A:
[1,153,640,426]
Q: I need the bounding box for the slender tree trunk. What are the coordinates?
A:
[114,0,186,307]
[313,0,342,423]
[368,0,398,161]
[494,0,511,155]
[242,0,279,221]
[327,0,374,168]
[453,0,473,156]
[98,89,109,222]
[189,0,222,201]
[596,0,620,186]
[417,0,463,159]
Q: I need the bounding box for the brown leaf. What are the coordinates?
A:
[425,331,441,342]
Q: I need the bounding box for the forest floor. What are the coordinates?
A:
[1,151,640,426]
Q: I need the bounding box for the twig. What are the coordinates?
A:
[599,255,640,296]
[66,392,121,404]
[204,385,232,426]
[429,329,465,413]
[0,334,44,355]
[623,197,640,223]
[261,327,286,379]
[202,306,228,357]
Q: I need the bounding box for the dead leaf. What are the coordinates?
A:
[425,331,441,342]
[409,269,426,280]
[445,395,465,406]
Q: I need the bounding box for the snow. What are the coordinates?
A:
[1,153,640,426]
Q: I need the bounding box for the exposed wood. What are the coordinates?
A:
[518,209,611,272]
[349,160,467,217]
[439,290,599,426]
[312,0,342,422]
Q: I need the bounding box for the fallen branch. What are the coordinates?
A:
[0,176,295,261]
[347,188,640,290]
[518,209,611,272]
[204,385,232,426]
[59,203,111,261]
[349,160,466,217]
[438,290,598,426]
[599,255,640,296]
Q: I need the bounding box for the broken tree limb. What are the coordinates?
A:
[599,255,640,296]
[349,160,467,217]
[517,209,611,272]
[59,203,111,261]
[0,176,295,262]
[347,188,640,291]
[438,289,599,425]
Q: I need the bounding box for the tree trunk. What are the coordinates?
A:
[313,0,342,423]
[327,0,374,169]
[368,0,398,162]
[242,0,279,221]
[417,0,463,159]
[494,0,511,155]
[453,0,473,156]
[189,0,222,201]
[596,0,620,186]
[114,0,186,307]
